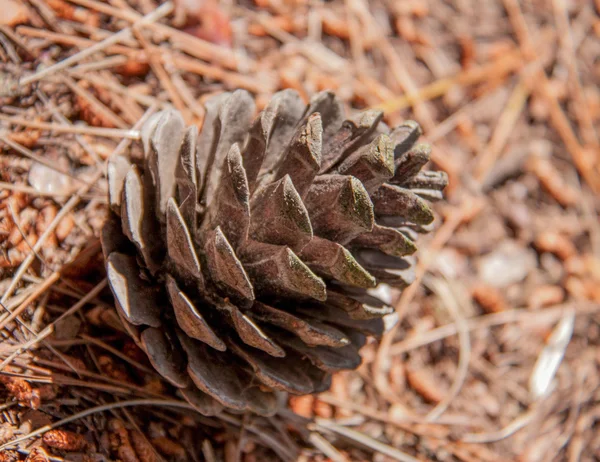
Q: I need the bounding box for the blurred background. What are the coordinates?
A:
[0,0,599,460]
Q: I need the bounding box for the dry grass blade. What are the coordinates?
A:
[390,302,599,356]
[473,78,530,182]
[422,276,471,422]
[529,309,575,400]
[313,419,420,462]
[0,279,107,371]
[0,115,140,139]
[308,432,349,462]
[0,272,60,331]
[375,50,524,113]
[0,399,197,450]
[460,408,536,444]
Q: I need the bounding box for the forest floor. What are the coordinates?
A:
[0,0,599,461]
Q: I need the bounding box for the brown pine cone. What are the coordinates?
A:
[101,90,447,415]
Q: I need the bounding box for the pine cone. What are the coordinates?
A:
[102,90,447,416]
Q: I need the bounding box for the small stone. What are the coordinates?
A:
[434,247,468,279]
[478,241,536,288]
[29,162,73,196]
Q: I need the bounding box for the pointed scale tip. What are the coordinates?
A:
[372,184,434,225]
[300,237,376,289]
[337,134,394,192]
[249,175,313,252]
[241,243,327,301]
[272,113,322,197]
[304,174,374,244]
[166,198,203,282]
[283,247,327,301]
[203,227,255,302]
[392,142,431,184]
[342,176,375,233]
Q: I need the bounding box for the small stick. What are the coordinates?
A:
[389,301,599,356]
[61,75,129,129]
[19,2,173,86]
[70,71,164,108]
[308,433,348,462]
[0,369,140,395]
[0,28,21,62]
[423,276,471,422]
[133,31,193,123]
[0,115,140,139]
[35,89,103,166]
[91,71,145,123]
[378,38,436,131]
[460,408,536,443]
[0,279,107,371]
[316,393,471,427]
[167,64,206,121]
[0,25,37,59]
[7,202,45,267]
[68,0,250,70]
[473,78,530,182]
[552,0,598,146]
[375,50,524,113]
[344,0,368,72]
[30,358,161,397]
[313,419,421,462]
[425,99,483,142]
[170,53,273,94]
[502,0,536,57]
[69,55,129,73]
[538,78,600,193]
[16,26,139,57]
[0,181,101,199]
[502,0,600,193]
[79,334,155,374]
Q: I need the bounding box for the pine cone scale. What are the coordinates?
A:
[174,126,199,227]
[200,92,255,207]
[141,327,190,388]
[248,175,313,252]
[249,301,349,348]
[165,198,203,282]
[372,184,435,224]
[106,252,161,328]
[165,275,226,351]
[202,226,255,302]
[272,112,322,198]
